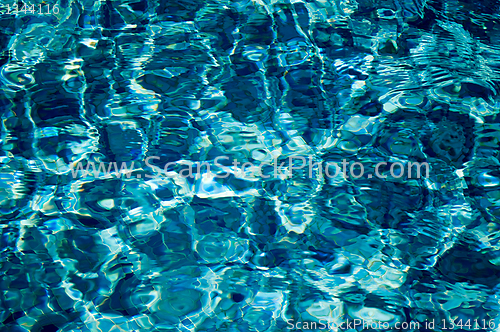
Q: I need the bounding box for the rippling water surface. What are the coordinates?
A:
[2,0,500,331]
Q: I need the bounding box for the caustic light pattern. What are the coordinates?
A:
[1,0,500,331]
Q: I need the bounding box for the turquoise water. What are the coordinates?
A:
[2,0,500,331]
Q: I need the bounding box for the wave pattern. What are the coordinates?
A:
[2,0,500,331]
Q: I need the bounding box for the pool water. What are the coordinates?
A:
[1,0,500,331]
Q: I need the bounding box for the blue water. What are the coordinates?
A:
[2,0,500,331]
